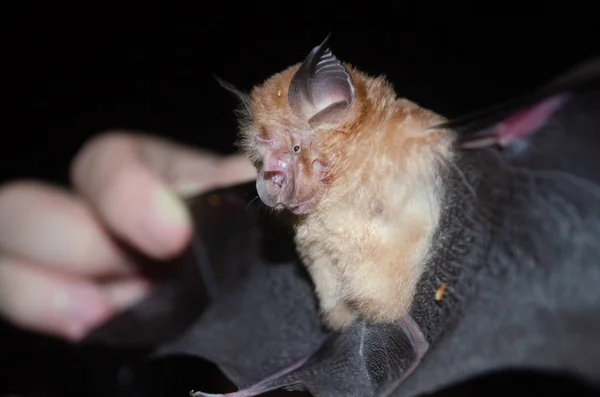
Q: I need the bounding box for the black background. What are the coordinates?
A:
[4,3,599,186]
[3,2,600,396]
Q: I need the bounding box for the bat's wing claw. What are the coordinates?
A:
[187,354,310,397]
[189,388,260,397]
[190,390,223,397]
[215,356,308,396]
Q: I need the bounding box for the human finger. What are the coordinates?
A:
[0,180,137,276]
[70,131,255,260]
[0,255,150,341]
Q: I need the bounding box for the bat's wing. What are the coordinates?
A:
[74,57,600,397]
[75,186,432,397]
[130,189,426,397]
[389,57,600,396]
[153,256,327,390]
[439,56,600,152]
[81,185,266,349]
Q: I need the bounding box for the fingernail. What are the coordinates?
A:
[173,181,205,198]
[105,280,152,310]
[151,187,191,228]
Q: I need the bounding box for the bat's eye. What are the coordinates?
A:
[293,145,301,153]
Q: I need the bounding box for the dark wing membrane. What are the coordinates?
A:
[390,59,600,396]
[435,57,600,141]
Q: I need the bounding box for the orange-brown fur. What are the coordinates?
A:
[238,63,456,330]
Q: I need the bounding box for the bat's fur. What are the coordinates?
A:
[236,62,456,330]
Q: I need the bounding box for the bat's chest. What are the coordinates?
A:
[297,205,395,262]
[295,185,437,275]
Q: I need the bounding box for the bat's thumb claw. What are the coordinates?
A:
[189,388,255,397]
[189,390,223,397]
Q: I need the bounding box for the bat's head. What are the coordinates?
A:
[219,35,369,215]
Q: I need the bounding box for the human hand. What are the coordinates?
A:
[0,131,256,341]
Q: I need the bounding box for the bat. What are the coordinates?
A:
[73,41,600,397]
[189,33,454,396]
[237,34,454,331]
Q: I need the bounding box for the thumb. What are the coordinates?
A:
[70,132,256,259]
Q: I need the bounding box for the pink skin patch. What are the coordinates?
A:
[461,93,571,150]
[258,149,321,215]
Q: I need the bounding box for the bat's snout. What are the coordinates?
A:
[263,170,286,188]
[256,169,293,209]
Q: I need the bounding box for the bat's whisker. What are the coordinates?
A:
[245,195,260,212]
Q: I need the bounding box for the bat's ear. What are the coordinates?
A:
[214,74,253,117]
[288,34,356,128]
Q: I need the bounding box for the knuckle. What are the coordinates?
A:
[0,180,43,212]
[69,130,140,185]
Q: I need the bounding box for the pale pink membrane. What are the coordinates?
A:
[497,93,570,146]
[461,93,570,149]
